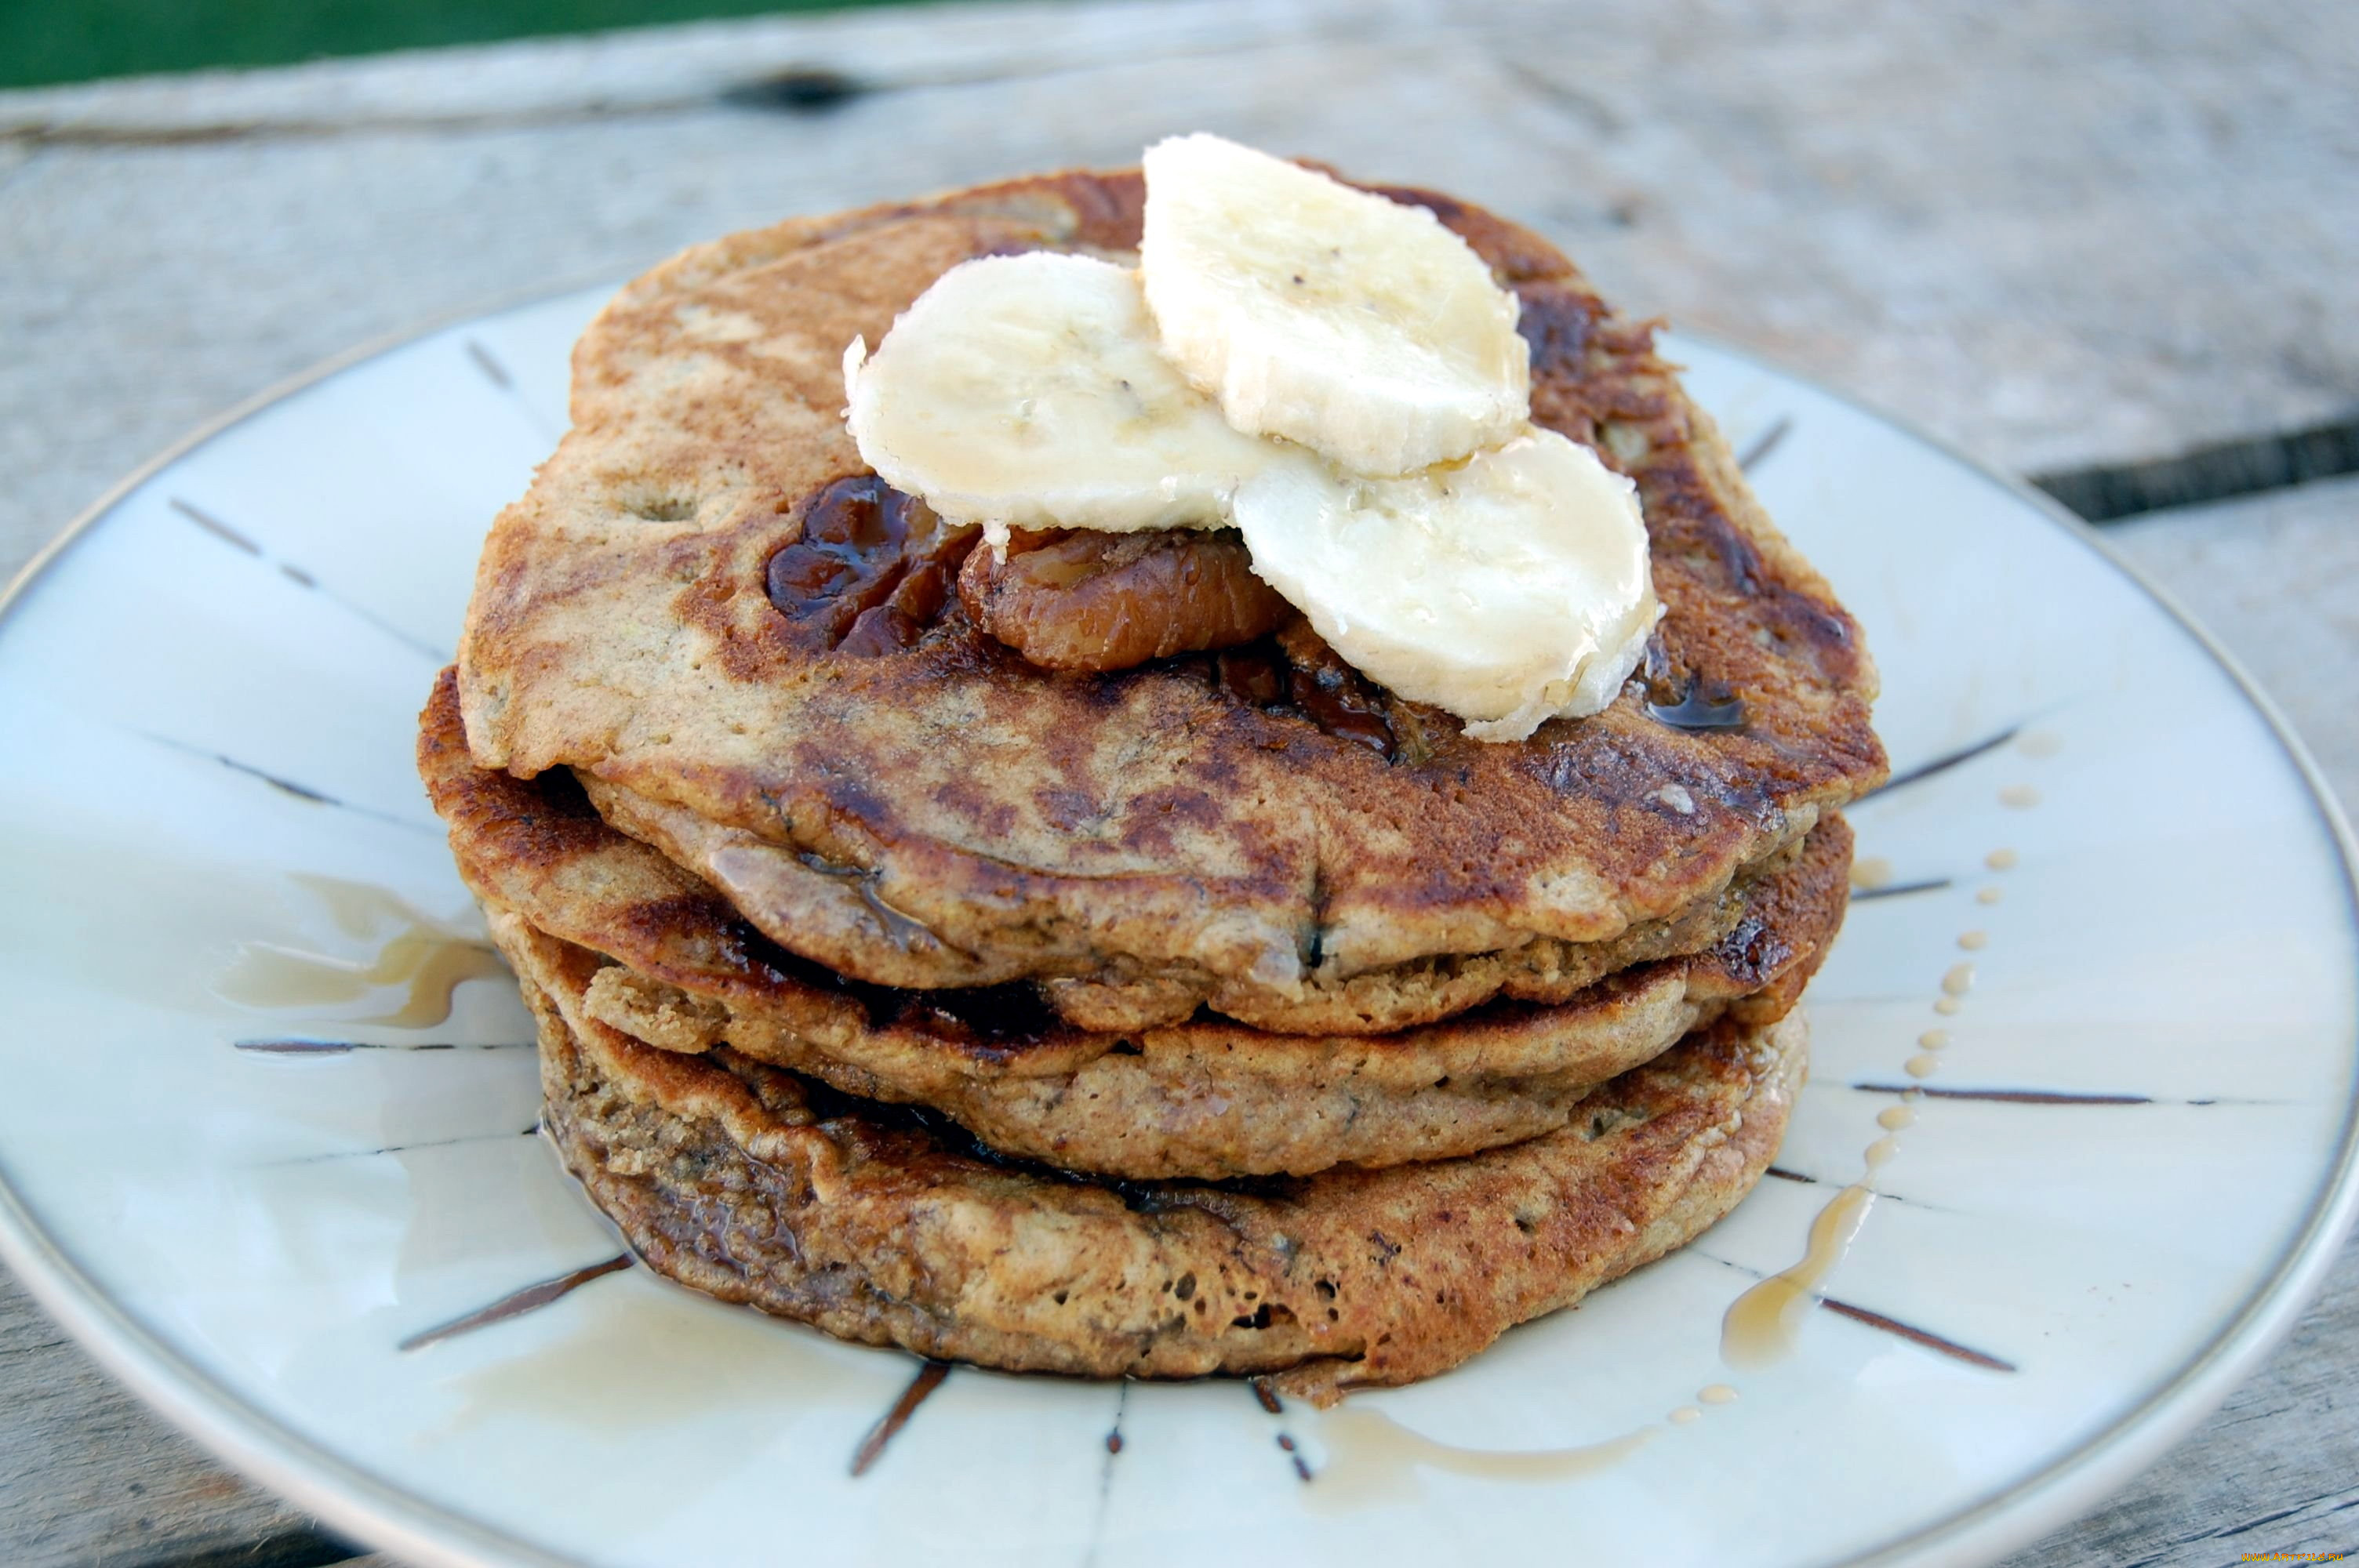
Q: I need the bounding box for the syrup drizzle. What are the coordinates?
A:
[1645,679,1748,731]
[1310,1406,1656,1500]
[1721,1165,1885,1370]
[216,876,507,1027]
[796,852,943,949]
[1692,1249,2012,1368]
[1723,772,2048,1375]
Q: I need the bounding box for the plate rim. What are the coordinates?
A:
[2,290,2354,1568]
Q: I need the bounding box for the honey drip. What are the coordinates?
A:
[1721,1136,1892,1370]
[216,874,505,1026]
[1719,833,2012,1373]
[1310,1406,1654,1503]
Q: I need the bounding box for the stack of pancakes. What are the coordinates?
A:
[418,166,1885,1404]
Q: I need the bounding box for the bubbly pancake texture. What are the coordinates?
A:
[455,168,1885,1014]
[501,909,1807,1405]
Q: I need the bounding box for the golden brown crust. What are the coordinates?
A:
[424,669,1849,1176]
[507,911,1806,1406]
[420,666,1804,1035]
[453,165,1884,1009]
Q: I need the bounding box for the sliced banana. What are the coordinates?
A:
[1234,428,1659,741]
[1139,133,1530,477]
[843,251,1288,551]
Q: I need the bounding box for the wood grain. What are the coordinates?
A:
[5,0,2357,583]
[2,2,2355,1564]
[0,1269,344,1568]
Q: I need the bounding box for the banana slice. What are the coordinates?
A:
[843,252,1289,551]
[1233,428,1659,741]
[1140,133,1530,477]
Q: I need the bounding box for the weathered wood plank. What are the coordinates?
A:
[2104,472,2359,815]
[5,0,2357,583]
[0,1269,343,1568]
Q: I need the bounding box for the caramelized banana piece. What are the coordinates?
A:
[959,527,1292,673]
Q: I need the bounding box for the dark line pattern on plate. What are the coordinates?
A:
[1079,1382,1130,1568]
[234,1037,532,1054]
[1686,1249,2015,1370]
[170,493,451,662]
[1817,1299,2019,1371]
[398,1253,634,1351]
[1105,1381,1129,1456]
[170,495,261,554]
[259,1127,540,1167]
[465,337,566,443]
[465,339,514,388]
[1246,1379,1313,1481]
[1856,724,2022,801]
[1851,1081,2154,1105]
[136,728,440,833]
[851,1359,952,1477]
[1736,414,1793,473]
[1852,877,1954,902]
[1757,1167,1948,1211]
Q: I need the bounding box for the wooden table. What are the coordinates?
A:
[3,2,2354,1563]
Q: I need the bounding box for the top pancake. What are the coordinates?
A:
[457,166,1885,1008]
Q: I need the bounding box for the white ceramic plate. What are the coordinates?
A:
[2,289,2354,1568]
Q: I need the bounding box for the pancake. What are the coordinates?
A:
[578,767,1789,1036]
[455,167,1885,1022]
[500,909,1806,1406]
[423,668,1848,1177]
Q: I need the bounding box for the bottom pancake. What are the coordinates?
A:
[498,910,1805,1405]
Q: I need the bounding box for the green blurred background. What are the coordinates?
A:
[2,0,939,90]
